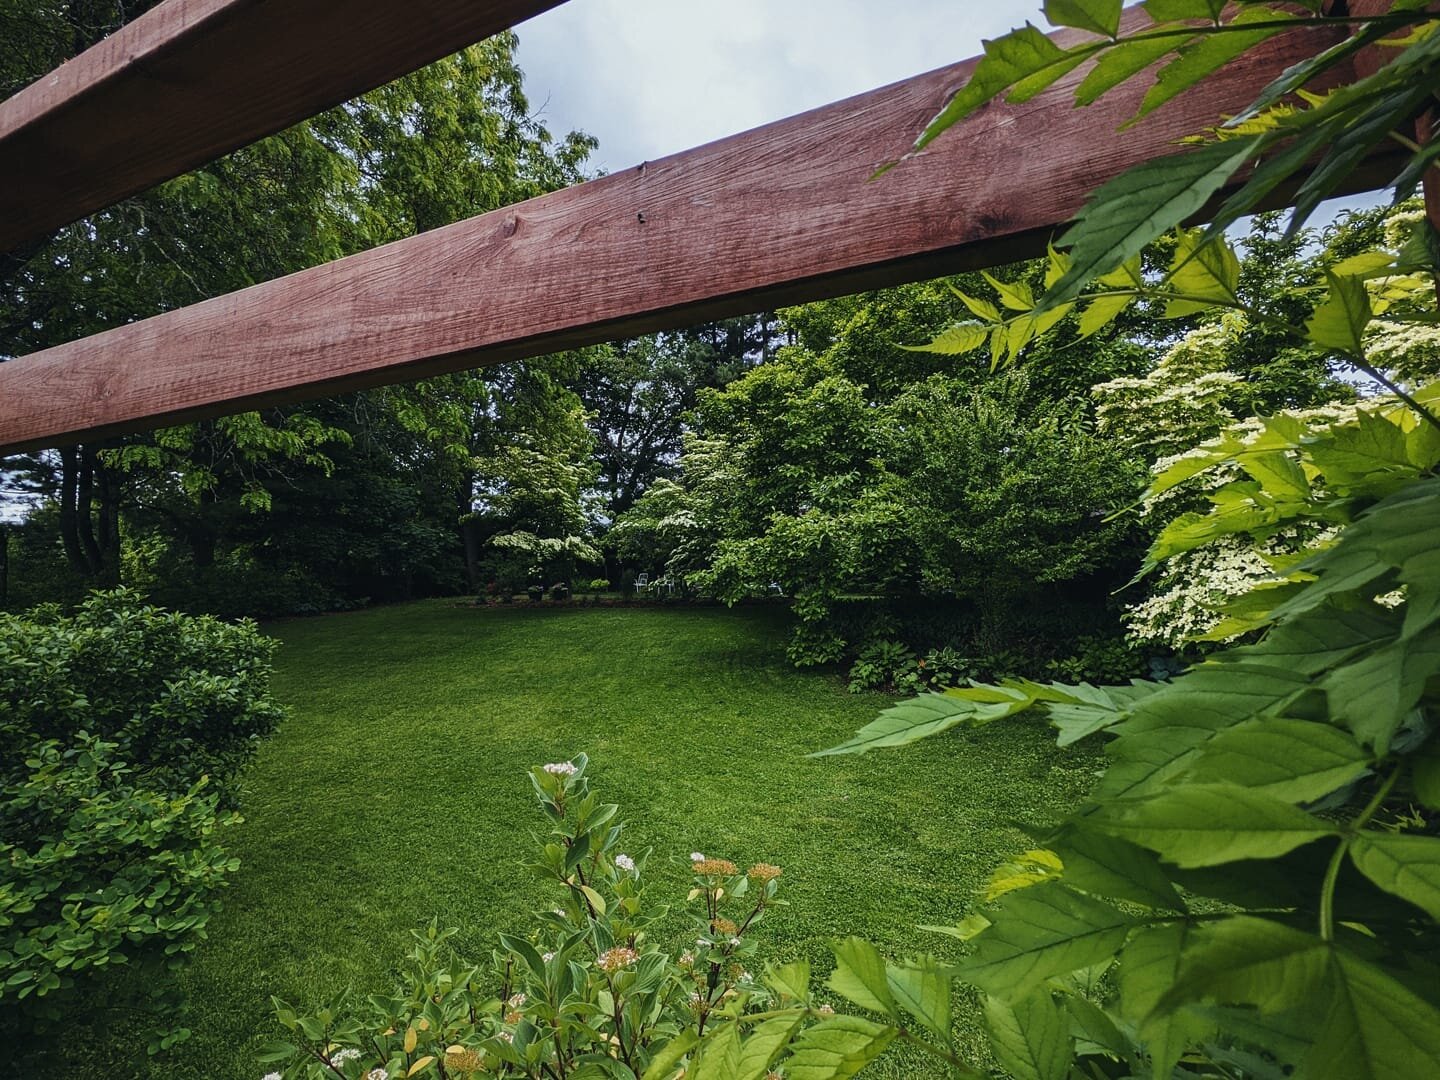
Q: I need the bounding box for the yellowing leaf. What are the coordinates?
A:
[408,1056,435,1076]
[404,1026,418,1053]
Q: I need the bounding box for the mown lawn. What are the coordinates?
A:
[37,600,1100,1078]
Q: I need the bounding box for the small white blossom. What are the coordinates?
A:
[498,1030,514,1044]
[679,950,695,966]
[690,852,705,862]
[552,907,566,917]
[729,936,742,946]
[331,1048,361,1066]
[697,938,711,948]
[366,1071,388,1080]
[615,853,636,872]
[543,761,577,776]
[262,1073,283,1080]
[818,1004,836,1017]
[542,951,555,962]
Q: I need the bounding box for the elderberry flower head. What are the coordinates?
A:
[543,761,577,776]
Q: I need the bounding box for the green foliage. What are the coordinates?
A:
[264,757,815,1078]
[0,591,277,1043]
[0,733,239,1039]
[0,588,285,801]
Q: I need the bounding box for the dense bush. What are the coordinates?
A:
[0,588,285,801]
[0,590,283,1036]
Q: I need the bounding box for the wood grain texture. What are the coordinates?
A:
[0,0,565,251]
[0,11,1395,454]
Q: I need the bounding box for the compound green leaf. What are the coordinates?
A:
[1348,833,1440,921]
[983,990,1071,1080]
[960,885,1135,999]
[1090,785,1336,868]
[780,1015,898,1080]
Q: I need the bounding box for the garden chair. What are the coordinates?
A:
[635,572,650,595]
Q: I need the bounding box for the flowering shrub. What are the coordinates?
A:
[263,756,809,1079]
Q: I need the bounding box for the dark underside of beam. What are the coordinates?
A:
[0,0,564,252]
[0,13,1392,455]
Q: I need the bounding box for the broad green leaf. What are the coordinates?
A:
[1044,0,1122,37]
[1090,785,1336,867]
[826,938,896,1017]
[1144,0,1225,19]
[1305,949,1440,1080]
[1349,833,1440,920]
[780,1015,898,1080]
[1136,8,1298,122]
[1184,718,1371,803]
[887,960,951,1040]
[689,1022,743,1080]
[641,1031,699,1080]
[1077,34,1178,105]
[1163,229,1242,315]
[1118,923,1213,1079]
[905,323,989,355]
[1237,450,1310,502]
[960,885,1135,999]
[1077,292,1135,337]
[765,958,812,1002]
[579,884,607,916]
[983,990,1071,1080]
[1320,622,1440,755]
[1414,740,1440,810]
[1304,272,1372,356]
[1040,138,1260,311]
[812,688,1038,756]
[982,271,1036,311]
[1051,827,1185,910]
[985,849,1064,901]
[950,284,1001,321]
[1161,916,1331,1016]
[1097,662,1313,800]
[914,25,1089,151]
[735,1015,806,1080]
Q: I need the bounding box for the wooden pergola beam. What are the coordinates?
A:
[0,0,565,252]
[0,13,1388,455]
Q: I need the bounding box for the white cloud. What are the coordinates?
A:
[515,1,1043,172]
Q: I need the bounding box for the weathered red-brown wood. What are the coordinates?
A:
[0,11,1392,455]
[0,0,565,252]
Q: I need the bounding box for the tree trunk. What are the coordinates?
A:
[58,445,86,573]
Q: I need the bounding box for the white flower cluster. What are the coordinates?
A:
[543,761,577,776]
[332,1048,362,1066]
[614,853,635,872]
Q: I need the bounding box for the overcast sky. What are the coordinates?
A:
[512,0,1384,216]
[513,0,1042,173]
